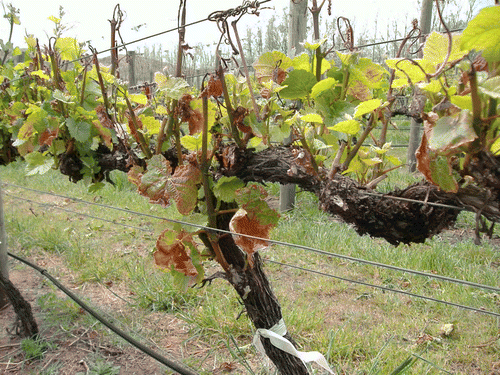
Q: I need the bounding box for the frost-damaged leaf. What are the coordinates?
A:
[178,93,203,135]
[229,208,275,267]
[253,51,292,84]
[95,105,114,129]
[38,128,59,146]
[128,155,202,215]
[154,229,203,286]
[461,6,500,63]
[92,121,113,149]
[427,111,476,153]
[170,163,202,215]
[234,185,280,226]
[200,74,223,98]
[127,155,172,206]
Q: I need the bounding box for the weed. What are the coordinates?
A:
[20,337,57,361]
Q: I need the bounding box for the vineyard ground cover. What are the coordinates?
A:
[1,162,499,374]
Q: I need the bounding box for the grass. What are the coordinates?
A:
[1,158,500,374]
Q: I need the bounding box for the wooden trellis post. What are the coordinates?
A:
[280,0,308,212]
[0,179,8,308]
[408,0,432,172]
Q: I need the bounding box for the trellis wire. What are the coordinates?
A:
[265,260,500,318]
[3,182,499,296]
[4,185,499,320]
[6,251,200,375]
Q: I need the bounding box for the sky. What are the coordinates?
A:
[0,0,493,57]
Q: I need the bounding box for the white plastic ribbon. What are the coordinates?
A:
[253,319,335,374]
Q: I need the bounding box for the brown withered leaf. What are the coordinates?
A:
[288,148,317,177]
[38,128,59,146]
[272,67,287,84]
[229,208,274,268]
[96,104,114,129]
[233,106,252,133]
[178,93,203,134]
[92,120,113,149]
[200,74,223,98]
[154,229,199,278]
[416,131,433,183]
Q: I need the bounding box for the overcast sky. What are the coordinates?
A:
[0,0,493,56]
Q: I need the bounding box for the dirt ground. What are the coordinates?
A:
[0,259,246,375]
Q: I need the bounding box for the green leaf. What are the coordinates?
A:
[461,6,500,62]
[479,76,500,99]
[25,152,54,176]
[450,95,472,111]
[55,37,81,61]
[18,107,47,140]
[419,79,443,93]
[53,89,74,104]
[291,53,310,71]
[130,94,148,105]
[361,157,382,166]
[279,70,317,100]
[423,32,467,66]
[66,118,92,143]
[430,156,458,193]
[139,115,160,134]
[330,119,360,135]
[311,77,337,98]
[353,99,382,118]
[30,70,50,80]
[428,111,476,153]
[154,73,189,100]
[300,113,323,123]
[385,58,435,83]
[180,133,207,151]
[304,38,327,51]
[213,176,245,203]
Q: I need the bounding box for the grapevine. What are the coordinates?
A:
[1,1,499,373]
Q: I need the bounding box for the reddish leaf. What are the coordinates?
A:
[38,128,59,146]
[170,162,202,215]
[229,208,275,267]
[127,154,201,215]
[177,93,203,135]
[154,229,199,278]
[127,155,173,207]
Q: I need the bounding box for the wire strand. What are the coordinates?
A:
[6,251,200,375]
[3,182,500,294]
[266,259,500,318]
[3,192,153,233]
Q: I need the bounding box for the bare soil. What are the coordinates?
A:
[0,260,245,375]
